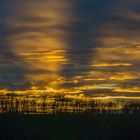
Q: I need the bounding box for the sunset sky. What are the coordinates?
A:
[0,0,140,98]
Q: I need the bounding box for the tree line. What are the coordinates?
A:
[0,95,140,114]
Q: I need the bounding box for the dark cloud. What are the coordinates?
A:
[0,0,140,95]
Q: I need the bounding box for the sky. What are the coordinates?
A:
[0,0,140,97]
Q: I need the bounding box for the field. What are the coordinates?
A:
[0,113,140,140]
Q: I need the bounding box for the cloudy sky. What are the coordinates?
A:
[0,0,140,97]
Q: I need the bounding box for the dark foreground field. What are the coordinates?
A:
[0,114,140,140]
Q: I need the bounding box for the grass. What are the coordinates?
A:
[0,113,140,140]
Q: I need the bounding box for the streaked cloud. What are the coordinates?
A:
[0,0,140,99]
[113,87,140,93]
[91,63,132,67]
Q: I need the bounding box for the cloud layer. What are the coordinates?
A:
[0,0,140,96]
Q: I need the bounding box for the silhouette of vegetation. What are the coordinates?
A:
[122,101,140,114]
[0,94,140,114]
[0,95,140,140]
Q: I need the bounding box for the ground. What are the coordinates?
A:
[0,113,140,140]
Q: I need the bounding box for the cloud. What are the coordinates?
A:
[0,0,140,97]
